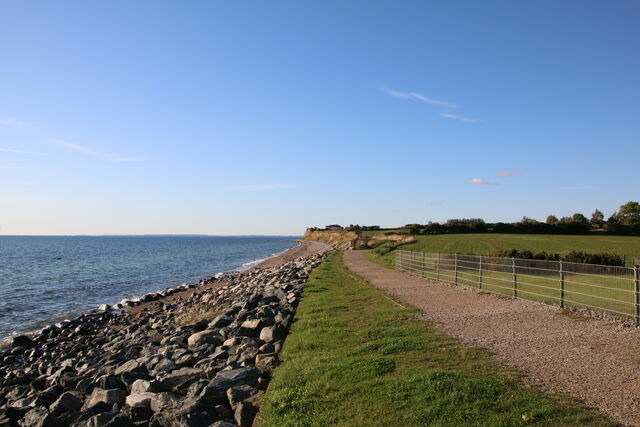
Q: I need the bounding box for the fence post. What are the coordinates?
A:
[454,253,458,285]
[436,253,440,281]
[422,252,426,278]
[397,250,402,271]
[559,261,565,308]
[478,255,483,289]
[634,265,639,327]
[512,257,517,297]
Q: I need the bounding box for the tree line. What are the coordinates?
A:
[406,201,640,236]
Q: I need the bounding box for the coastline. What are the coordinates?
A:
[0,243,331,426]
[0,239,315,345]
[1,240,328,345]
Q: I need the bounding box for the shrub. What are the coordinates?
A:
[486,249,622,266]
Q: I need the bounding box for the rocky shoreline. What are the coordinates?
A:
[0,249,330,426]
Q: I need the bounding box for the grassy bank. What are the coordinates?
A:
[367,233,640,268]
[259,252,611,426]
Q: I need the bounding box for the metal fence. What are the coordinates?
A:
[396,250,640,326]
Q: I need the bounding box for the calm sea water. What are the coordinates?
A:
[0,236,297,339]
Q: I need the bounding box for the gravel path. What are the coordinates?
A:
[343,250,640,426]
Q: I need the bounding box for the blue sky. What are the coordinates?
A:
[1,1,639,235]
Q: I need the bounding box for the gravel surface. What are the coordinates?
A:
[343,250,640,426]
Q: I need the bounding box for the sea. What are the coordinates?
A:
[0,235,298,340]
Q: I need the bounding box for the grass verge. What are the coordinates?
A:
[258,252,612,426]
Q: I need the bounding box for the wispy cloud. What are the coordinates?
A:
[468,178,498,186]
[439,113,480,123]
[497,170,522,177]
[382,87,479,123]
[53,140,143,162]
[230,184,301,192]
[0,147,45,155]
[381,88,458,109]
[1,117,143,162]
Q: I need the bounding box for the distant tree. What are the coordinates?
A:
[590,209,605,228]
[571,213,589,226]
[405,224,422,235]
[325,224,343,230]
[613,201,640,227]
[520,216,539,225]
[423,221,443,234]
[546,215,559,225]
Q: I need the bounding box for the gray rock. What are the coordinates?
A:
[209,314,233,329]
[114,359,147,376]
[234,401,259,427]
[130,379,162,395]
[187,330,222,347]
[158,367,205,392]
[124,392,156,408]
[226,385,261,410]
[236,319,263,337]
[12,335,35,349]
[17,406,56,427]
[49,391,84,414]
[82,388,126,411]
[200,367,260,404]
[255,353,279,372]
[259,325,287,342]
[95,375,126,390]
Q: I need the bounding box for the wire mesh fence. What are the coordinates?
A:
[396,250,640,325]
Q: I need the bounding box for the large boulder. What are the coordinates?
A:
[187,330,222,347]
[200,368,260,405]
[82,388,127,411]
[49,391,84,414]
[236,320,263,338]
[12,335,34,349]
[159,368,206,392]
[259,325,287,342]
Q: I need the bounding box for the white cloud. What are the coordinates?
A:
[440,113,479,123]
[382,88,458,109]
[468,178,498,185]
[498,170,522,177]
[382,87,479,123]
[230,184,301,192]
[53,140,143,162]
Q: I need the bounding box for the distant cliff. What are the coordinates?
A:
[302,229,358,248]
[302,229,416,249]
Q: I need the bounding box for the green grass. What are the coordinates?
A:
[367,233,640,269]
[259,252,612,426]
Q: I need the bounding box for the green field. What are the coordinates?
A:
[367,233,640,269]
[395,251,635,318]
[259,252,612,426]
[374,233,640,256]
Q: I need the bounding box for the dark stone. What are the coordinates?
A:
[200,368,260,405]
[234,401,259,427]
[209,315,233,329]
[159,368,205,393]
[5,406,30,420]
[12,335,34,349]
[95,375,126,391]
[17,406,57,427]
[49,391,84,414]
